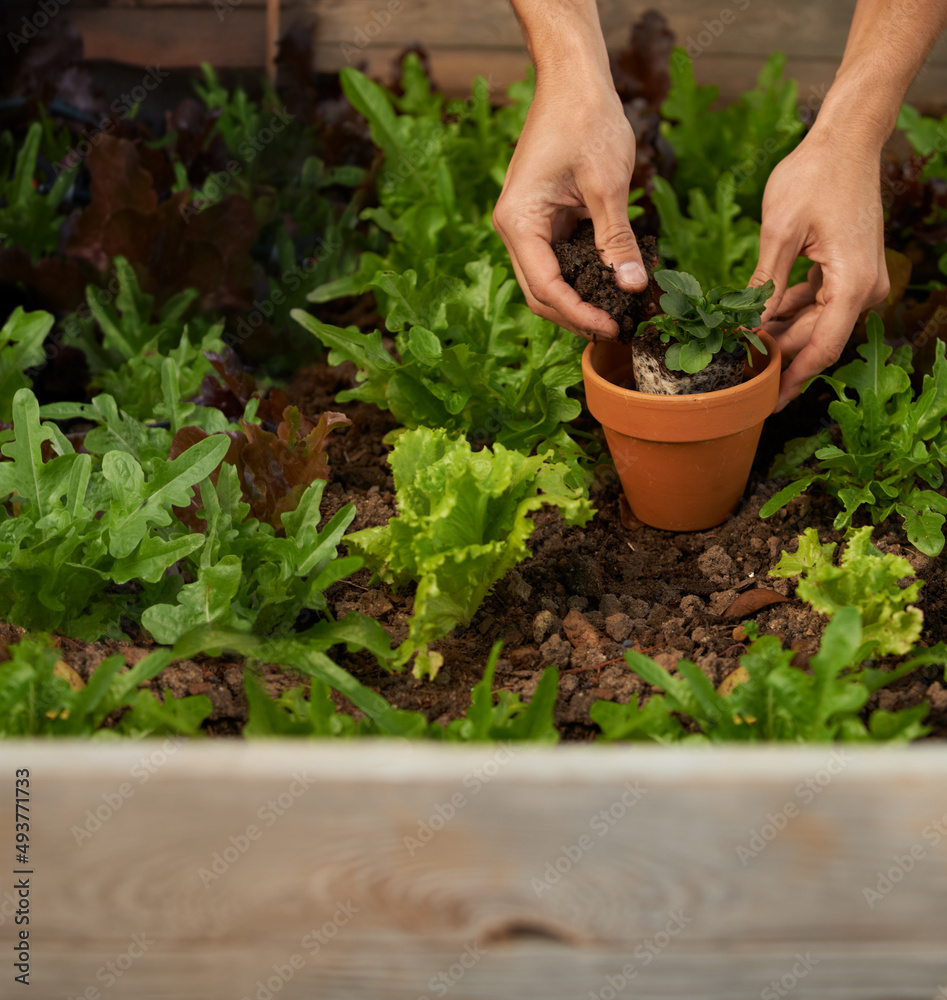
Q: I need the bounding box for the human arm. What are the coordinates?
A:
[752,0,947,410]
[492,0,647,339]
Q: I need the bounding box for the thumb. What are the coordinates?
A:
[589,201,648,292]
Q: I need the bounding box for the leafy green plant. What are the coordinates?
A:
[243,641,560,742]
[0,308,52,422]
[0,123,78,261]
[433,642,559,742]
[896,104,947,181]
[661,49,803,219]
[770,527,923,656]
[593,614,939,744]
[643,270,773,373]
[761,313,947,556]
[651,174,763,288]
[59,258,230,423]
[0,634,210,737]
[345,426,593,678]
[0,389,229,639]
[294,57,590,478]
[139,470,375,645]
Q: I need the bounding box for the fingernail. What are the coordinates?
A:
[617,262,646,287]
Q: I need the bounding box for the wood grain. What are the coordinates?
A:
[66,4,947,108]
[3,742,947,998]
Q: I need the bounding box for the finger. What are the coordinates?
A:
[750,227,807,323]
[775,295,858,410]
[586,193,647,292]
[768,306,820,359]
[506,237,619,339]
[773,275,820,318]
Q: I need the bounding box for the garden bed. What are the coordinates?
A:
[7,355,946,741]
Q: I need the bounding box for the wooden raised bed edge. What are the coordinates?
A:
[2,741,946,999]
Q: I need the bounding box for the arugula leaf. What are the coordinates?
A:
[0,308,53,422]
[762,313,947,555]
[0,634,209,737]
[594,611,937,744]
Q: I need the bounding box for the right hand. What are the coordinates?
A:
[492,78,648,339]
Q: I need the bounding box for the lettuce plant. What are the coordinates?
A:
[762,313,947,556]
[293,56,589,478]
[344,426,593,678]
[593,612,938,743]
[243,641,559,742]
[770,527,923,656]
[0,634,211,737]
[0,308,52,422]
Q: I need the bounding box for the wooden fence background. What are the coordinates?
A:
[4,0,946,105]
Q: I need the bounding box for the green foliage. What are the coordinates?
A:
[0,308,52,422]
[294,57,588,477]
[644,269,772,373]
[140,471,373,645]
[771,527,923,656]
[593,613,938,744]
[0,634,210,737]
[0,389,228,639]
[292,261,585,475]
[243,641,560,742]
[60,259,226,423]
[661,49,803,219]
[761,313,947,555]
[434,642,559,742]
[651,174,763,288]
[0,123,78,260]
[345,426,593,678]
[896,104,947,180]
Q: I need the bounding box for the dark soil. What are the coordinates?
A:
[553,219,660,341]
[9,360,946,742]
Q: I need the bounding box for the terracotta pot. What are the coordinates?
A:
[582,331,781,531]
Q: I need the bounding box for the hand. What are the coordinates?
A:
[750,129,890,411]
[492,78,648,339]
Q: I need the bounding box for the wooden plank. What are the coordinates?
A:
[70,6,303,67]
[68,8,947,110]
[3,742,947,998]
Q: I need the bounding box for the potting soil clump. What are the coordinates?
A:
[553,219,659,342]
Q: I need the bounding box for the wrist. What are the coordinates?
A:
[808,70,897,158]
[512,0,614,91]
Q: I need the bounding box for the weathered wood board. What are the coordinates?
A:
[53,0,947,107]
[2,742,946,998]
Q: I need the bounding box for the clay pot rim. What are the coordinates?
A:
[582,330,781,442]
[583,329,779,405]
